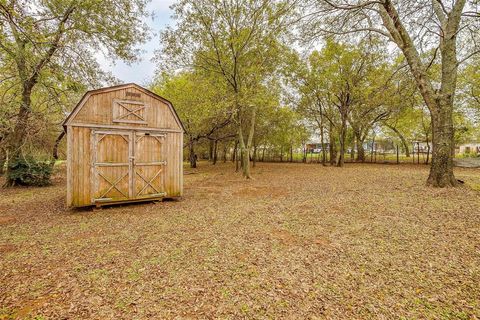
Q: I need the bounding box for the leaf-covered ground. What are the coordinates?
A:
[1,162,479,319]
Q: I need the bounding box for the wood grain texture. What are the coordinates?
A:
[72,87,181,130]
[66,85,183,207]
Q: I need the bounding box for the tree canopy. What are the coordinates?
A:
[1,0,479,187]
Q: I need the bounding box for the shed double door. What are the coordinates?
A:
[92,130,167,203]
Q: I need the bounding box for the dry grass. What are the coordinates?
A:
[1,162,479,319]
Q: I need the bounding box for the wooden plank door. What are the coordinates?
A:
[133,132,167,198]
[92,130,132,203]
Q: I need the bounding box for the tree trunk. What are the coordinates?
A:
[237,106,256,179]
[253,145,257,167]
[212,140,218,165]
[208,139,214,162]
[425,142,430,165]
[337,119,347,167]
[232,140,238,163]
[329,126,337,165]
[52,131,65,161]
[379,0,464,187]
[356,139,366,162]
[320,127,326,165]
[223,143,228,163]
[427,104,457,186]
[5,84,34,186]
[235,147,240,172]
[188,139,197,168]
[371,135,376,163]
[386,124,410,157]
[0,147,6,175]
[302,144,307,163]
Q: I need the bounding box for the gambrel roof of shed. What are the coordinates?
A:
[62,83,185,131]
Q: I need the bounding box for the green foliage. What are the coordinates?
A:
[259,105,309,153]
[158,0,297,174]
[6,156,53,187]
[0,0,151,169]
[152,71,233,140]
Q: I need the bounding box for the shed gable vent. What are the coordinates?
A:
[112,99,148,124]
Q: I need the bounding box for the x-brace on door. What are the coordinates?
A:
[133,132,167,198]
[92,130,167,203]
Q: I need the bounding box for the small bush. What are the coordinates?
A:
[6,156,53,186]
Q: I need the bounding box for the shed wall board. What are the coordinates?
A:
[65,84,184,207]
[71,87,181,130]
[68,126,92,207]
[67,126,182,207]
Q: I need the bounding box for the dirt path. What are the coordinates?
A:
[1,163,479,319]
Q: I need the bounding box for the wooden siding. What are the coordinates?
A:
[66,84,183,207]
[67,127,183,207]
[68,126,92,207]
[71,86,181,130]
[164,132,182,197]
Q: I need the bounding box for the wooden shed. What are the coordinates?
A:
[62,83,184,207]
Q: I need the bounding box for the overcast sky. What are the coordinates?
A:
[98,1,175,86]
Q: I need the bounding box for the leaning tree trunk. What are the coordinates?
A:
[378,0,464,187]
[386,124,410,157]
[51,131,65,161]
[424,14,460,187]
[5,84,33,186]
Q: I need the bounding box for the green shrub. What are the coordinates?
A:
[6,156,53,186]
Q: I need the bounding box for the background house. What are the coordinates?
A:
[456,142,480,155]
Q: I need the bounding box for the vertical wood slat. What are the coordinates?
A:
[66,126,73,206]
[91,131,96,203]
[75,126,80,206]
[179,133,182,194]
[80,128,85,205]
[72,86,178,129]
[67,84,183,207]
[73,126,79,206]
[82,128,87,205]
[129,131,134,198]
